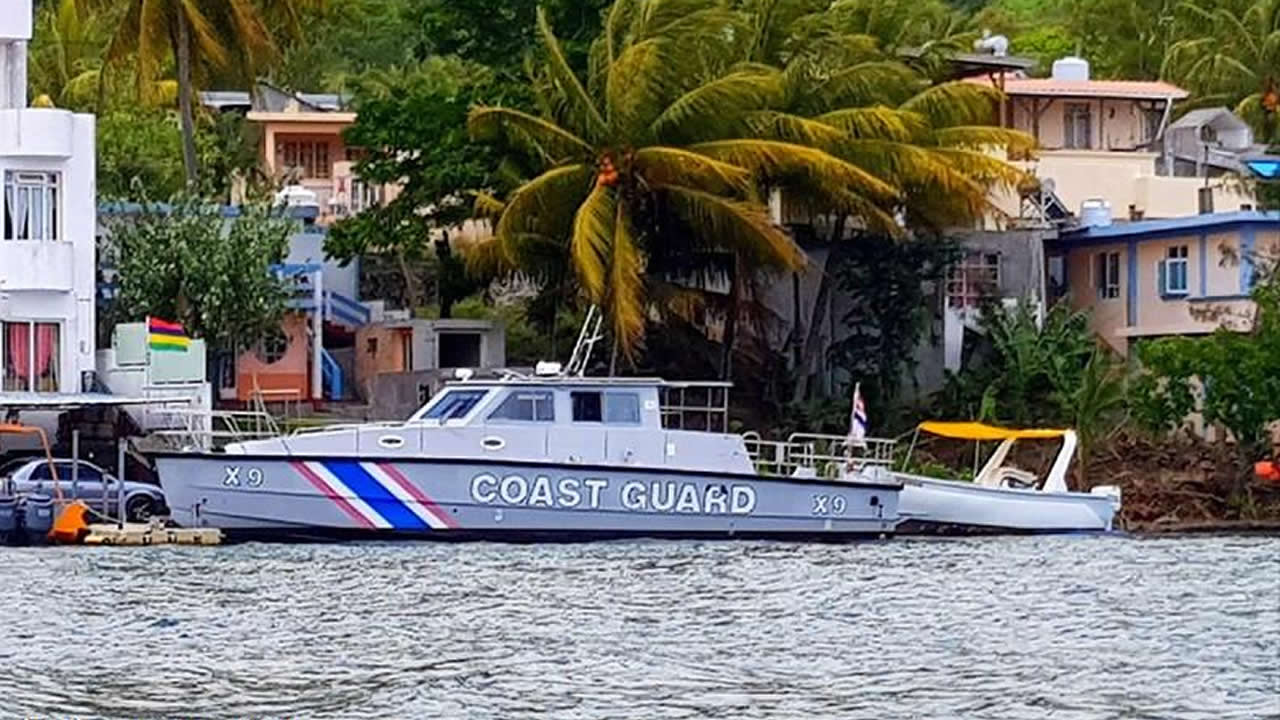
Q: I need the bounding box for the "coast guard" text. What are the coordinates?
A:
[469,473,757,515]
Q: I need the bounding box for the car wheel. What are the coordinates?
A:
[126,496,155,523]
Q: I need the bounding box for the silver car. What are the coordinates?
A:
[1,458,168,522]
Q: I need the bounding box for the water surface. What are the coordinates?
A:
[0,536,1276,719]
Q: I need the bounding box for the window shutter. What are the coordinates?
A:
[1157,260,1167,296]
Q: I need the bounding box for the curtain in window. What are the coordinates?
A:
[29,184,44,240]
[3,322,30,391]
[3,176,23,240]
[34,323,59,391]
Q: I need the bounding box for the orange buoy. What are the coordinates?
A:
[1255,461,1280,484]
[49,501,90,544]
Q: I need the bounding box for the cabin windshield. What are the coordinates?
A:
[418,389,489,421]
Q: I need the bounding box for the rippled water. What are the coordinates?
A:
[0,536,1276,719]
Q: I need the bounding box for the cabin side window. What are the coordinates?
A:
[421,389,488,421]
[604,392,641,424]
[571,391,641,424]
[488,390,555,422]
[571,391,603,422]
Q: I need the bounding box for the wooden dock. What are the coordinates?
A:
[83,522,223,546]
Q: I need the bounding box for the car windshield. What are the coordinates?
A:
[0,458,29,477]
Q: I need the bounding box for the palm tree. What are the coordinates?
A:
[470,0,1029,363]
[1163,0,1280,144]
[29,0,176,110]
[99,0,326,187]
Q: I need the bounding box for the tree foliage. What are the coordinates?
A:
[325,57,517,312]
[468,0,1029,358]
[102,197,294,353]
[1132,250,1280,459]
[827,234,959,417]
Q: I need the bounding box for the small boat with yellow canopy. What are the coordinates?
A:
[894,421,1122,534]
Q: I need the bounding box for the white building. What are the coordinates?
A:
[0,1,98,397]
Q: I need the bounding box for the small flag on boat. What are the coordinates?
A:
[847,382,868,447]
[147,316,190,352]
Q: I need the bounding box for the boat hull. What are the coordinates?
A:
[896,474,1118,534]
[152,454,901,542]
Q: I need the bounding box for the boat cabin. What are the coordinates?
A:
[225,377,758,474]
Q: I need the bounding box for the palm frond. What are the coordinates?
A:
[468,106,594,167]
[899,80,1001,128]
[495,165,594,263]
[814,106,928,141]
[690,139,900,201]
[649,69,785,143]
[929,148,1029,191]
[798,60,921,113]
[632,147,753,195]
[659,183,804,271]
[608,205,647,356]
[628,0,714,43]
[933,126,1037,153]
[607,38,677,141]
[742,111,852,153]
[570,184,618,302]
[536,6,607,141]
[472,191,506,220]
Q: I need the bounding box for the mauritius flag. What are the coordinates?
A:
[148,316,190,352]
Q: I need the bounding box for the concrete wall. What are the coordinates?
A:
[994,150,1256,222]
[285,229,359,300]
[234,313,310,402]
[1010,96,1157,151]
[0,107,97,394]
[1065,225,1279,353]
[353,319,507,402]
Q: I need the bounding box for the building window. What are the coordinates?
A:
[256,329,289,365]
[277,140,332,180]
[4,171,60,241]
[439,332,482,369]
[1,321,61,392]
[488,390,555,422]
[1095,252,1121,300]
[1161,245,1190,296]
[946,252,1001,308]
[1064,103,1093,149]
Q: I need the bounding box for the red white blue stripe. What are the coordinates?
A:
[291,461,458,530]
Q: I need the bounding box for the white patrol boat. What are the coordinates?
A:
[150,313,902,542]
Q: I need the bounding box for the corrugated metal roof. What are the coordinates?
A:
[1061,210,1280,241]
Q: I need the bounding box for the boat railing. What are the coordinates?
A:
[147,408,281,451]
[742,432,897,480]
[659,382,732,433]
[289,420,403,436]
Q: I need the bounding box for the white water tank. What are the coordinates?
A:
[1080,198,1112,228]
[1051,56,1090,82]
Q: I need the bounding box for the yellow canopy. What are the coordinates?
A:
[917,421,1069,441]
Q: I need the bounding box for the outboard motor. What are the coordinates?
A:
[21,495,55,545]
[0,496,17,544]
